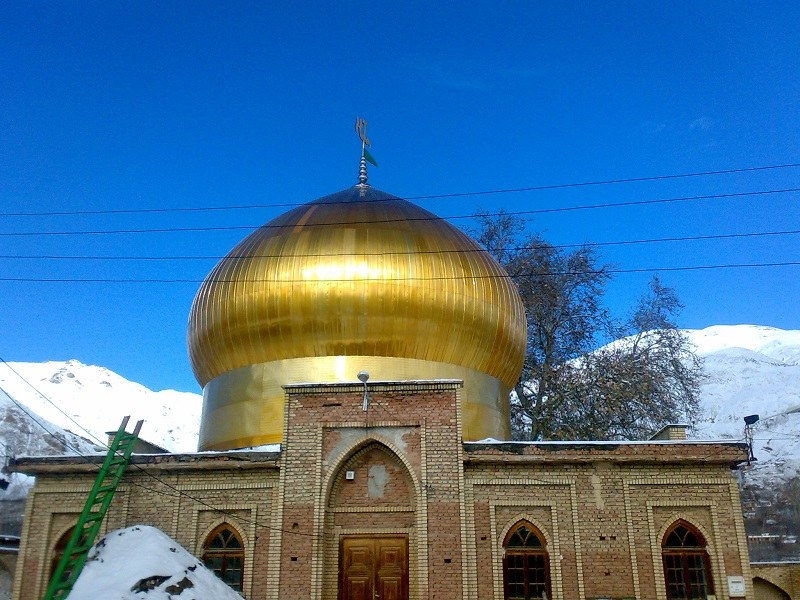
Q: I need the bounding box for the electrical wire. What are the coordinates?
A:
[4,161,799,217]
[2,149,793,537]
[0,383,104,463]
[0,360,110,449]
[1,187,798,237]
[290,380,751,478]
[0,358,329,538]
[753,426,800,437]
[2,227,799,262]
[3,260,800,284]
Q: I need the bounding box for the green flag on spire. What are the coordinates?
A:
[363,147,378,167]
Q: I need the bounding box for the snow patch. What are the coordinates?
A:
[69,525,243,600]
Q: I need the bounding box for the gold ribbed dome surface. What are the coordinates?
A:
[188,185,527,449]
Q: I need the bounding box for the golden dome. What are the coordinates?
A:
[188,185,527,450]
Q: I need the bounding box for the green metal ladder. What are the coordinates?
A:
[43,416,143,600]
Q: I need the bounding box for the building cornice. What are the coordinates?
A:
[11,451,281,475]
[463,440,749,467]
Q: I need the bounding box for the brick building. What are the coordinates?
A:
[11,176,755,599]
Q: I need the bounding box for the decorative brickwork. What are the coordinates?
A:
[278,381,464,600]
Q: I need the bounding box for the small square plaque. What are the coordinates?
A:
[728,575,746,596]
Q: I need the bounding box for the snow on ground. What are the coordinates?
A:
[69,525,243,600]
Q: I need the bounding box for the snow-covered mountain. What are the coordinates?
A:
[0,360,202,529]
[0,385,103,497]
[0,359,201,455]
[1,324,798,491]
[685,325,800,484]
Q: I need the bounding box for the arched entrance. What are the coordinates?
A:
[324,442,417,600]
[753,576,791,600]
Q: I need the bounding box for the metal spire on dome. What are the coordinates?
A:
[355,117,378,187]
[358,155,369,187]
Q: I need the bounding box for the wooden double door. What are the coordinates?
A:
[339,535,408,600]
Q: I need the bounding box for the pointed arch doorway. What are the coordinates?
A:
[327,441,417,600]
[339,535,408,600]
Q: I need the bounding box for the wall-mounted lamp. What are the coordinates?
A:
[358,371,370,412]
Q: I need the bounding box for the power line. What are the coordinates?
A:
[1,360,183,511]
[0,366,182,512]
[0,380,104,461]
[2,228,799,262]
[2,187,798,237]
[755,426,800,438]
[409,163,800,201]
[0,360,110,449]
[2,261,800,283]
[4,161,800,217]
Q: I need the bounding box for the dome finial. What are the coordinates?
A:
[355,117,378,187]
[358,155,369,186]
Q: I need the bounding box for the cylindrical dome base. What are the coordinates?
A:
[198,355,511,450]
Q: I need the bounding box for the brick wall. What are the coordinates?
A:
[11,459,279,600]
[11,382,752,600]
[278,381,465,600]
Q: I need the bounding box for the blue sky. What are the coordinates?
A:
[1,2,798,393]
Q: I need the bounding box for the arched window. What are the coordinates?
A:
[202,524,244,592]
[50,527,75,581]
[662,521,714,599]
[503,521,551,600]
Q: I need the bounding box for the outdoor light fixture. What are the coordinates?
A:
[743,414,760,463]
[358,371,370,412]
[0,443,10,490]
[743,404,800,464]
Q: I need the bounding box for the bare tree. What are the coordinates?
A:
[476,213,702,440]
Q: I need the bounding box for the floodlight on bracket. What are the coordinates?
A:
[743,405,800,465]
[743,414,760,464]
[0,441,10,491]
